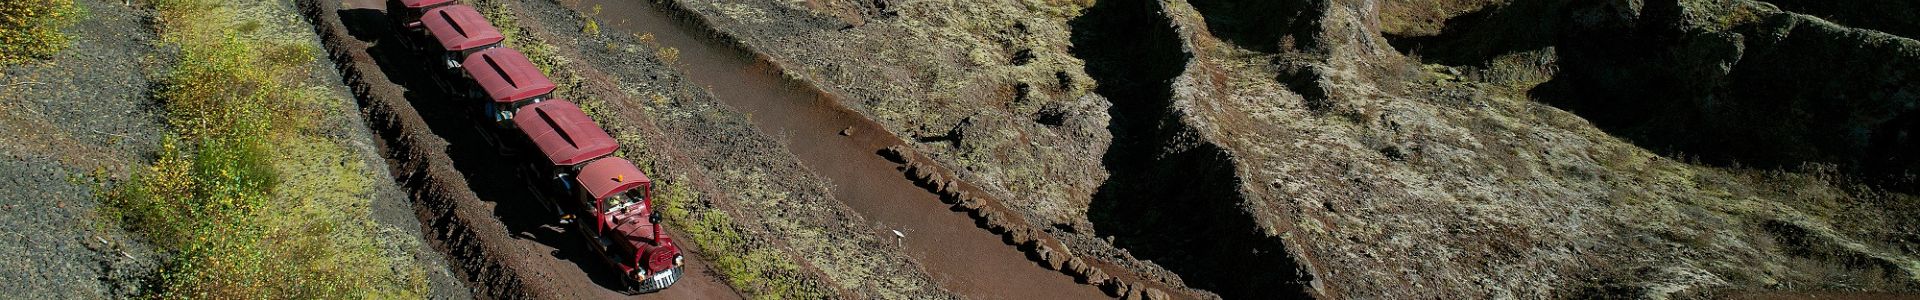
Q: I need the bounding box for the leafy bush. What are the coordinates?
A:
[103,0,426,297]
[0,0,82,64]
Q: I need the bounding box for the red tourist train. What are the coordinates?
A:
[390,0,685,293]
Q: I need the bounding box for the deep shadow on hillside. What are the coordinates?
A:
[1382,1,1564,67]
[1761,0,1920,40]
[1187,0,1326,53]
[1387,0,1920,190]
[1073,0,1312,298]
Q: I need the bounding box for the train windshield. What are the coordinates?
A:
[603,189,644,214]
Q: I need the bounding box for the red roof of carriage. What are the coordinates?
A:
[512,100,619,166]
[419,5,503,52]
[399,0,454,9]
[578,158,650,200]
[462,47,557,103]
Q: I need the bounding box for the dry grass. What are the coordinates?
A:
[1375,0,1502,37]
[758,0,1111,225]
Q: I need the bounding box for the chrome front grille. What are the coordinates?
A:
[633,266,683,293]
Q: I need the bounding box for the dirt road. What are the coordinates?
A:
[317,0,742,298]
[570,0,1109,298]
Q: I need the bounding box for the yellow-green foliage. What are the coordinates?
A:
[0,0,82,64]
[103,0,425,297]
[654,47,680,64]
[653,174,826,300]
[479,1,561,74]
[580,3,602,35]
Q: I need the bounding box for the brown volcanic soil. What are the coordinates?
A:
[300,0,739,298]
[541,0,1107,297]
[631,0,1920,298]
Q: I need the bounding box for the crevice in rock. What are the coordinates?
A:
[1188,0,1328,54]
[1071,0,1313,298]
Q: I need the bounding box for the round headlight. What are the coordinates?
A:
[674,255,684,266]
[633,268,648,280]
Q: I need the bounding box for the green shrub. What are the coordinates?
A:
[103,0,426,297]
[653,176,826,300]
[0,0,82,64]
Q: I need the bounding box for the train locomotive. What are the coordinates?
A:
[388,0,686,294]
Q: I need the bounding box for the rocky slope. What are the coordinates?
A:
[654,0,1920,298]
[1159,0,1919,297]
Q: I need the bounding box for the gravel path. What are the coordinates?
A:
[0,157,158,299]
[1,0,471,297]
[0,0,169,297]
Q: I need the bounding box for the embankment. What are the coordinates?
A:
[297,0,546,297]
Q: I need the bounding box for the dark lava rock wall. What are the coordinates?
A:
[1389,0,1920,186]
[1074,0,1314,298]
[1535,0,1920,186]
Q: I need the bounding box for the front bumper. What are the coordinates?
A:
[631,265,683,294]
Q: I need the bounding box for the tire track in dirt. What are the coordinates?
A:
[299,0,740,298]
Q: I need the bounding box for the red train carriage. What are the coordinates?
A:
[513,100,685,293]
[462,47,557,127]
[386,0,455,27]
[409,5,504,72]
